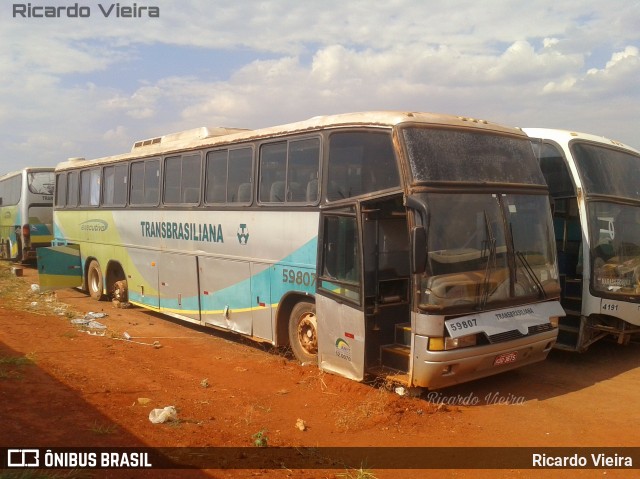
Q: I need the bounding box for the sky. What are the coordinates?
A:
[1,0,639,173]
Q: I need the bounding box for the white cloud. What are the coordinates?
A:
[0,0,639,171]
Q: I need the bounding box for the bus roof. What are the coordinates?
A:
[57,111,528,170]
[522,127,640,155]
[0,166,55,181]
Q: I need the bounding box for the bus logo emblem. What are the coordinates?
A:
[237,224,249,245]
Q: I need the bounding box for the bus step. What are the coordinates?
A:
[558,324,580,333]
[380,344,410,372]
[556,329,580,349]
[395,323,411,345]
[553,340,580,352]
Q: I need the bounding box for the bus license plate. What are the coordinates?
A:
[493,351,518,366]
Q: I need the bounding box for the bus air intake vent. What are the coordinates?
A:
[131,127,251,151]
[487,323,554,344]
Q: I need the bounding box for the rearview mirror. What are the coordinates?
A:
[411,226,427,274]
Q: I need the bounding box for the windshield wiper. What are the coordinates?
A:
[516,251,547,299]
[478,211,497,309]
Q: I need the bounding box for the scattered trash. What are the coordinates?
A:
[70,318,107,329]
[29,302,38,308]
[149,406,177,424]
[200,378,209,388]
[394,386,422,398]
[85,312,108,319]
[295,418,307,431]
[111,280,131,308]
[112,335,162,348]
[11,267,23,277]
[112,299,131,309]
[30,283,39,292]
[137,397,151,405]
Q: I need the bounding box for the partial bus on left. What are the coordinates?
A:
[0,167,55,262]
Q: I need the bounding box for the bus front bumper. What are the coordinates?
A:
[411,329,557,390]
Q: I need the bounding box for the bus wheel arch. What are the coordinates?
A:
[287,298,318,364]
[86,259,104,301]
[106,261,127,302]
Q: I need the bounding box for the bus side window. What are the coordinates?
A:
[79,168,100,207]
[67,171,79,207]
[259,142,286,204]
[327,131,399,201]
[144,160,160,205]
[288,138,319,203]
[56,173,67,207]
[228,148,252,204]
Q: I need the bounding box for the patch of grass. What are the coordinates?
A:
[0,369,23,380]
[337,464,378,479]
[0,355,34,366]
[252,429,268,447]
[334,387,390,432]
[88,420,118,435]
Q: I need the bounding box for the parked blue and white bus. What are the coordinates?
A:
[0,167,54,262]
[524,128,640,351]
[40,112,564,389]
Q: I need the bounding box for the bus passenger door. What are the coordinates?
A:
[316,206,366,381]
[159,253,200,323]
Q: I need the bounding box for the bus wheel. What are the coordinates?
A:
[288,301,317,364]
[0,240,9,259]
[87,260,104,301]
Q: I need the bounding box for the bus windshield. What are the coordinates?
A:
[402,127,546,185]
[589,201,640,298]
[28,171,55,196]
[417,193,559,312]
[572,143,640,200]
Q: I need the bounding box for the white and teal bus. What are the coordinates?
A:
[0,167,55,262]
[40,112,564,389]
[524,128,640,351]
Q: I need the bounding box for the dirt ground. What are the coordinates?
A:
[0,262,638,479]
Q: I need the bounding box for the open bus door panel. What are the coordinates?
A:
[316,197,412,383]
[315,206,366,381]
[37,244,82,291]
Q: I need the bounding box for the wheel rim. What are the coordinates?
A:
[296,312,318,355]
[89,268,100,294]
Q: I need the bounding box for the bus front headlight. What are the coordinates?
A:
[428,334,477,351]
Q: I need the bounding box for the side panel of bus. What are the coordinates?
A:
[0,205,20,259]
[28,204,54,248]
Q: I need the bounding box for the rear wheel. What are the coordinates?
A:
[87,260,104,301]
[288,301,317,364]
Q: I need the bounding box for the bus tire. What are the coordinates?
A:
[288,301,317,364]
[87,260,104,301]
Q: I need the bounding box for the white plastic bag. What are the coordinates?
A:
[149,406,178,424]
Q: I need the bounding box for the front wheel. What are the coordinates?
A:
[87,260,104,301]
[288,301,317,364]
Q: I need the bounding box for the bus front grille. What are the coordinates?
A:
[487,323,555,344]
